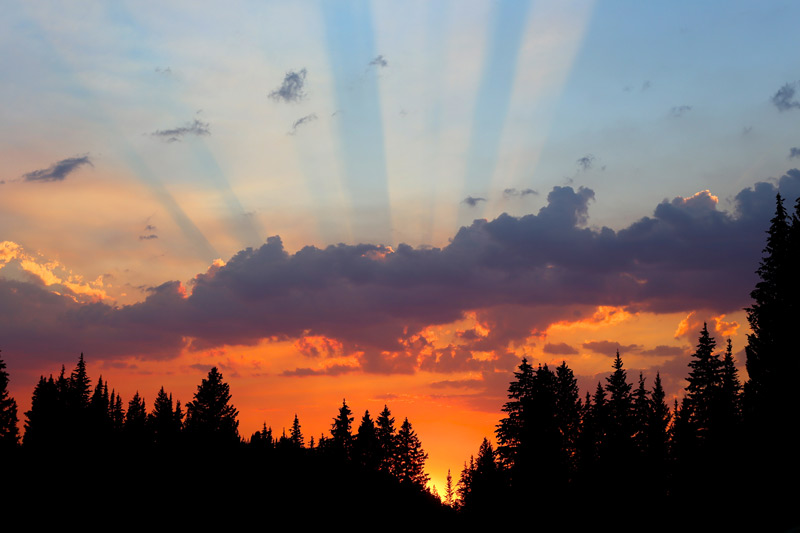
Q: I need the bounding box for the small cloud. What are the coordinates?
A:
[771,82,800,112]
[742,126,753,136]
[269,68,307,103]
[145,224,157,231]
[369,55,388,68]
[576,154,595,171]
[641,80,651,91]
[151,119,210,142]
[22,155,93,183]
[789,147,800,159]
[521,188,538,196]
[543,342,578,355]
[669,105,692,118]
[503,188,538,198]
[287,113,318,135]
[462,196,486,207]
[155,67,172,75]
[139,235,158,241]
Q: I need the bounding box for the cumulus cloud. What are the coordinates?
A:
[22,155,93,182]
[151,119,210,142]
[462,196,486,207]
[771,82,800,112]
[5,170,800,376]
[670,105,692,118]
[369,55,388,68]
[269,69,307,103]
[288,113,318,135]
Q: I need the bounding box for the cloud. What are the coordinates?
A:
[22,155,93,183]
[771,82,800,112]
[543,342,578,355]
[269,69,307,103]
[155,67,171,75]
[139,235,158,240]
[462,196,486,207]
[670,105,692,118]
[503,188,538,198]
[5,170,800,377]
[280,364,357,377]
[151,119,210,142]
[789,147,800,159]
[641,80,651,91]
[577,154,595,171]
[368,55,388,68]
[581,340,640,356]
[288,113,318,135]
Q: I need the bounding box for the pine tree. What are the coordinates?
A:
[355,410,378,469]
[124,392,148,447]
[496,357,535,468]
[149,387,179,446]
[744,193,797,428]
[290,414,304,448]
[394,417,429,487]
[632,372,650,456]
[604,351,634,453]
[719,339,743,432]
[0,354,20,449]
[23,375,59,448]
[184,367,240,446]
[686,323,723,443]
[330,399,354,458]
[555,361,582,472]
[376,405,397,474]
[444,469,454,507]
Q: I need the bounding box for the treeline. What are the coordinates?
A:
[0,357,447,523]
[454,193,800,530]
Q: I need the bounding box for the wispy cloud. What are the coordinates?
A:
[670,105,692,118]
[790,147,800,159]
[269,68,307,103]
[154,66,171,75]
[151,119,210,142]
[771,82,800,111]
[503,188,538,198]
[368,55,387,68]
[22,155,93,183]
[288,113,318,135]
[462,196,486,207]
[577,154,595,171]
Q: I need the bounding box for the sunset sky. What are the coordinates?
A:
[3,0,800,492]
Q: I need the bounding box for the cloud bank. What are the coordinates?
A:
[3,170,800,374]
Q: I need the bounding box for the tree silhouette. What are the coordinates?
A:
[184,367,240,446]
[0,354,19,449]
[376,405,397,474]
[149,387,180,447]
[290,414,304,448]
[355,410,378,469]
[395,417,429,487]
[23,375,59,448]
[330,399,354,458]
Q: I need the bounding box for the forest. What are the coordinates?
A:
[1,193,799,530]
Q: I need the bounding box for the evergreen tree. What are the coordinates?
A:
[0,354,20,449]
[376,404,397,474]
[355,410,378,469]
[719,339,743,432]
[395,417,429,487]
[330,398,354,458]
[23,375,59,448]
[290,414,304,448]
[744,193,798,431]
[109,389,125,434]
[124,392,148,446]
[647,373,672,464]
[184,367,240,446]
[496,357,535,468]
[149,387,180,446]
[632,372,650,455]
[69,353,92,411]
[554,361,582,472]
[444,469,454,507]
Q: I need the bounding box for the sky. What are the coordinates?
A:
[2,0,800,492]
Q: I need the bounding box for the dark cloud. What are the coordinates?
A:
[288,113,318,135]
[151,119,210,142]
[771,82,800,112]
[155,67,172,75]
[369,55,388,68]
[280,364,356,377]
[5,170,800,378]
[638,345,688,357]
[789,147,800,159]
[145,224,157,231]
[670,105,692,118]
[543,342,578,355]
[577,154,595,171]
[139,235,158,240]
[22,155,93,183]
[503,188,538,198]
[462,196,486,207]
[269,69,307,103]
[582,340,641,356]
